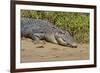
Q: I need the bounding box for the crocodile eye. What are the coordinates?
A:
[59,31,63,34]
[52,26,56,28]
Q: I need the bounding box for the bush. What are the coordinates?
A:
[21,10,89,43]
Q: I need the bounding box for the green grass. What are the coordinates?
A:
[21,10,89,43]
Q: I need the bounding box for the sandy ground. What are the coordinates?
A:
[21,38,89,63]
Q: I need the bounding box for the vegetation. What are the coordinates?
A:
[21,10,89,43]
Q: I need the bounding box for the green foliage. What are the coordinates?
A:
[21,10,89,43]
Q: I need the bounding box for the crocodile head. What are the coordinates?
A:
[57,31,77,48]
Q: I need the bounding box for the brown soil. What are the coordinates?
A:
[21,38,89,63]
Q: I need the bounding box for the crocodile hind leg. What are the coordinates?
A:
[31,34,46,44]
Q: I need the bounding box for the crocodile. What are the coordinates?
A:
[21,18,77,48]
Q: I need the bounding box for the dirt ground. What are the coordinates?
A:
[21,38,89,63]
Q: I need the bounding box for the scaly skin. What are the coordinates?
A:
[21,18,77,48]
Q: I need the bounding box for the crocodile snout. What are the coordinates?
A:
[67,43,77,48]
[71,43,77,48]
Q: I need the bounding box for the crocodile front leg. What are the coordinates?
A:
[45,33,58,44]
[56,37,67,46]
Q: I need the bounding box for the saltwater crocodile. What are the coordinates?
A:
[21,18,77,48]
